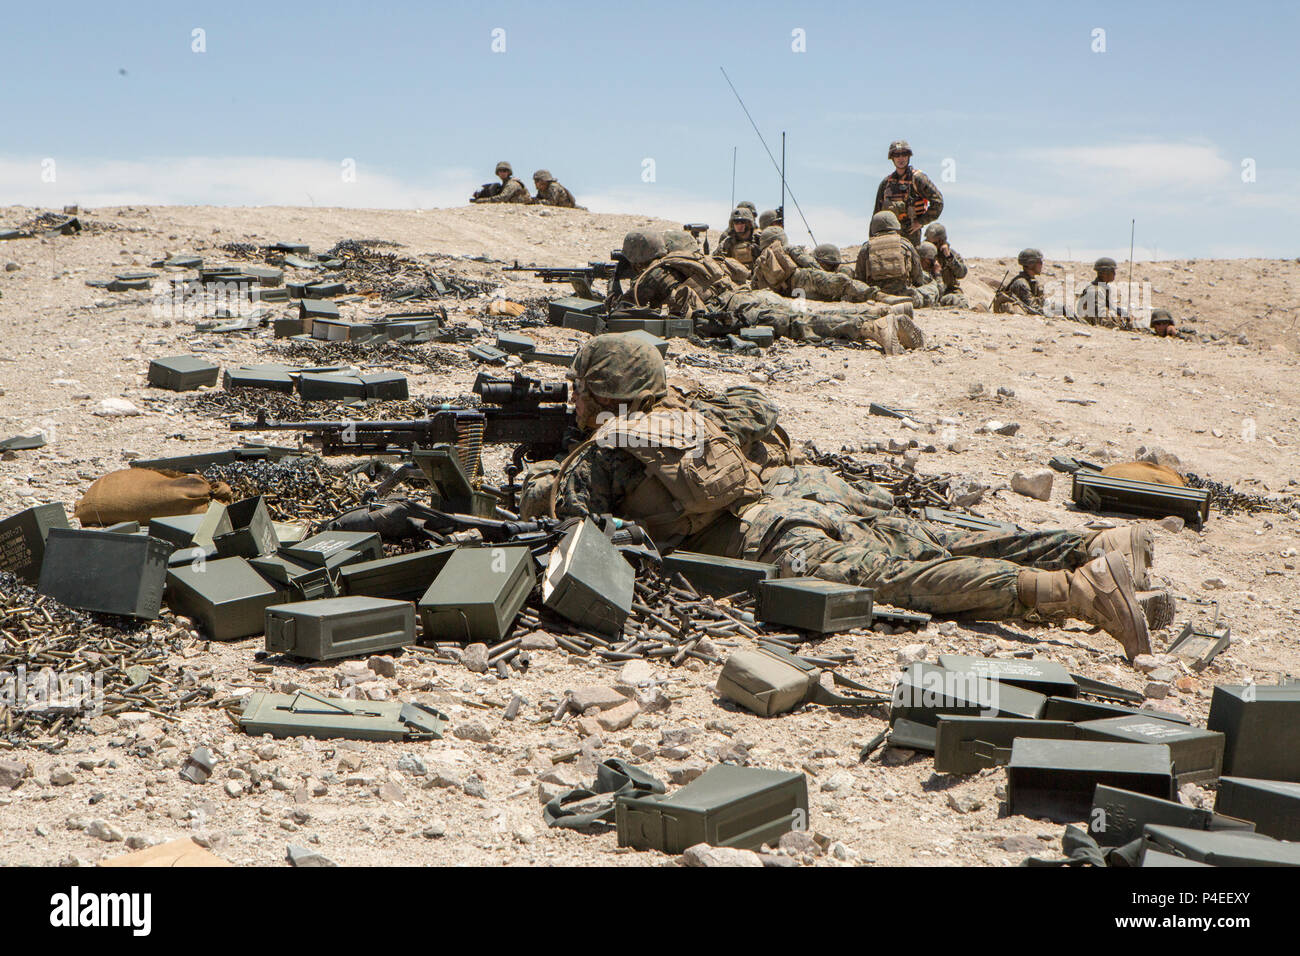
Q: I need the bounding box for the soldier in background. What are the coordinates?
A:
[1075,257,1129,327]
[994,249,1046,314]
[753,228,909,306]
[736,200,758,219]
[471,161,529,204]
[758,209,783,230]
[531,169,577,207]
[523,334,1156,660]
[617,229,922,353]
[854,211,925,302]
[812,243,856,277]
[713,207,759,268]
[923,223,969,307]
[873,140,944,246]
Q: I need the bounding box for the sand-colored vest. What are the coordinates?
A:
[867,233,908,282]
[554,397,763,548]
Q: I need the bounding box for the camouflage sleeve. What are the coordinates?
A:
[553,443,647,520]
[853,245,871,283]
[1006,276,1042,311]
[942,248,968,280]
[788,246,818,269]
[478,179,529,203]
[873,178,888,214]
[690,387,781,447]
[913,172,944,224]
[712,235,734,259]
[906,244,924,284]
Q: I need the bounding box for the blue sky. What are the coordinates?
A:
[2,0,1296,258]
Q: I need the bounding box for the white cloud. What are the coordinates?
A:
[0,156,477,209]
[1017,142,1234,188]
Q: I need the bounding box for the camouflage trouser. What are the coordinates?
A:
[727,465,1093,618]
[715,290,895,343]
[788,267,879,304]
[916,279,942,307]
[939,291,969,308]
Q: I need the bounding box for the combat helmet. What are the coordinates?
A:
[923,222,947,245]
[736,201,757,217]
[888,140,912,158]
[758,209,781,229]
[870,211,901,236]
[568,334,668,405]
[1094,256,1118,273]
[758,226,788,250]
[532,169,555,184]
[916,241,938,260]
[495,161,513,176]
[812,243,842,268]
[621,230,667,268]
[1017,248,1044,267]
[662,230,695,253]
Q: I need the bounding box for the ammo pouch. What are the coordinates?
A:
[716,645,889,717]
[543,759,666,830]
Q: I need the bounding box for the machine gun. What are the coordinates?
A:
[503,251,631,299]
[472,181,504,201]
[232,372,576,475]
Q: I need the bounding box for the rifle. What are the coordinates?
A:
[992,268,1045,317]
[231,372,576,475]
[504,251,631,300]
[472,181,503,201]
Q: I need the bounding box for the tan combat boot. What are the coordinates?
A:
[1018,551,1151,659]
[1084,524,1154,589]
[861,314,902,355]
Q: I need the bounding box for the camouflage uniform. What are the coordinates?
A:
[1075,260,1128,328]
[922,225,970,307]
[617,235,922,353]
[762,233,891,304]
[854,212,924,298]
[874,142,944,246]
[531,170,577,207]
[995,273,1045,315]
[715,207,759,268]
[474,177,530,203]
[994,249,1046,315]
[543,337,1099,619]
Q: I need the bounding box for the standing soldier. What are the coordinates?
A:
[1075,257,1129,327]
[994,249,1047,314]
[531,169,577,207]
[854,211,925,301]
[713,207,760,268]
[873,140,944,246]
[921,223,969,307]
[471,161,529,204]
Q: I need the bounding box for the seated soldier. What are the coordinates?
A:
[923,223,969,307]
[993,248,1046,314]
[713,207,759,269]
[530,169,577,207]
[522,335,1165,660]
[1075,257,1129,327]
[615,229,922,354]
[758,209,783,230]
[854,212,926,305]
[471,161,529,204]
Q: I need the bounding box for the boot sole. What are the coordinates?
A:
[1137,589,1174,631]
[1130,526,1154,589]
[895,314,925,350]
[1103,550,1151,659]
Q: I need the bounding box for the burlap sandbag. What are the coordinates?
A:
[75,468,233,526]
[1100,461,1186,487]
